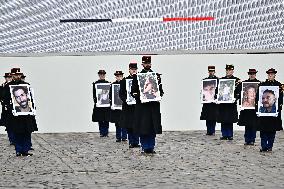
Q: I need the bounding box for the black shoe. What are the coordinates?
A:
[260,148,268,152]
[10,142,15,146]
[29,148,34,151]
[143,149,156,154]
[122,139,127,142]
[22,152,33,156]
[206,133,215,136]
[116,139,121,142]
[220,136,228,140]
[16,152,21,157]
[267,148,272,152]
[227,137,233,140]
[129,144,140,148]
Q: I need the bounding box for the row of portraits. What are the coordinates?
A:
[201,79,279,117]
[95,72,162,109]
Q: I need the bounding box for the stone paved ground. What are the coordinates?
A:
[0,131,284,189]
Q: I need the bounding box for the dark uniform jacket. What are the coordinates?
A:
[216,75,241,123]
[200,75,218,121]
[2,80,38,134]
[92,79,111,122]
[131,69,164,135]
[237,78,260,128]
[0,82,9,126]
[255,79,283,132]
[119,75,136,130]
[110,80,122,124]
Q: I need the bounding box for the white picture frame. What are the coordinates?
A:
[95,83,111,107]
[111,84,122,110]
[257,86,279,117]
[217,79,236,103]
[240,82,259,110]
[126,79,136,105]
[201,79,217,103]
[9,84,36,116]
[137,72,161,103]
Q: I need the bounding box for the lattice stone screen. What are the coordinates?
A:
[1,0,283,54]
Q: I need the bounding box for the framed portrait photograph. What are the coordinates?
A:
[111,84,123,110]
[217,79,235,103]
[257,86,279,117]
[95,83,111,107]
[126,79,136,105]
[137,72,161,103]
[201,79,217,103]
[240,82,259,110]
[9,84,36,116]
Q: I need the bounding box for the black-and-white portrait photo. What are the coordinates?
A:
[95,83,111,107]
[137,72,161,103]
[126,79,136,105]
[9,84,36,116]
[217,79,235,103]
[111,84,122,110]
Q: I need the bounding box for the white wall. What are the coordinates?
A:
[0,54,284,133]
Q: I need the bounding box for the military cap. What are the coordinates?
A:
[11,68,21,74]
[129,62,138,69]
[266,68,277,74]
[225,64,234,70]
[247,69,257,74]
[142,56,151,64]
[98,70,106,74]
[114,71,124,76]
[208,66,215,71]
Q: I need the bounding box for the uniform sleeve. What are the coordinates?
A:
[157,75,164,97]
[278,83,283,111]
[93,83,97,103]
[119,79,127,102]
[130,74,140,101]
[234,77,241,100]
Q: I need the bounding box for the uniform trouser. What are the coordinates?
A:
[221,123,233,137]
[140,134,156,151]
[28,133,32,149]
[127,129,139,145]
[115,123,127,140]
[244,127,256,143]
[98,121,109,136]
[6,128,15,144]
[206,120,216,135]
[260,131,276,150]
[14,132,31,154]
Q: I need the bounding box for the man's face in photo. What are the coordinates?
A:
[14,88,29,108]
[203,84,215,101]
[262,92,276,108]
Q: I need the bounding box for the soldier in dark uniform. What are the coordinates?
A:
[0,72,14,145]
[237,69,260,145]
[200,66,218,136]
[255,68,283,152]
[131,56,164,154]
[92,70,111,137]
[119,62,140,148]
[217,64,241,140]
[3,68,37,156]
[110,71,127,142]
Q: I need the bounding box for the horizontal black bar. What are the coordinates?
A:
[60,19,112,23]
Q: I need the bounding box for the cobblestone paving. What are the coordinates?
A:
[0,131,284,188]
